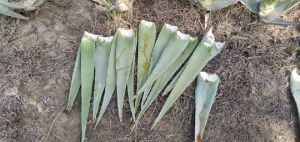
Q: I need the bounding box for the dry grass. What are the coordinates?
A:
[0,0,300,142]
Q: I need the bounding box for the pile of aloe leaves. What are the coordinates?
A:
[66,20,225,142]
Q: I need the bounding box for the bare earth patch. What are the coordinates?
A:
[0,0,300,142]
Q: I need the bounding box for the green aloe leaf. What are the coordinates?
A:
[80,32,96,142]
[0,5,28,19]
[194,72,220,142]
[136,23,178,109]
[0,0,36,9]
[195,0,238,11]
[133,37,198,128]
[66,48,81,112]
[151,28,225,128]
[127,55,136,121]
[92,36,113,121]
[259,0,300,26]
[136,20,157,111]
[95,34,118,128]
[290,68,300,122]
[138,31,191,96]
[115,28,137,122]
[240,0,260,13]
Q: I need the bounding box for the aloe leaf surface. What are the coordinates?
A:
[194,72,220,142]
[0,5,28,19]
[138,31,191,95]
[80,32,96,142]
[151,28,225,128]
[92,36,113,121]
[133,37,198,127]
[127,55,136,121]
[115,28,137,122]
[95,34,118,128]
[0,0,36,9]
[135,23,178,109]
[66,48,81,112]
[290,68,300,122]
[135,20,157,110]
[195,0,238,11]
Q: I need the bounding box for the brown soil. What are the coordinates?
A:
[0,0,300,142]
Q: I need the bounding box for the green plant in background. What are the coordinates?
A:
[66,21,226,141]
[194,72,220,142]
[259,0,300,26]
[92,0,134,18]
[193,0,300,27]
[0,0,46,19]
[290,68,300,122]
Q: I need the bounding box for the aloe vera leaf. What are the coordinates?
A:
[240,0,260,13]
[151,28,225,128]
[290,68,300,121]
[136,20,156,109]
[80,32,96,142]
[66,48,81,112]
[259,0,300,26]
[0,5,28,19]
[135,23,178,109]
[95,34,118,128]
[0,0,35,9]
[196,0,238,11]
[133,37,198,126]
[115,29,137,122]
[127,55,136,121]
[92,36,113,121]
[162,65,185,96]
[195,72,220,142]
[138,31,191,95]
[32,0,46,7]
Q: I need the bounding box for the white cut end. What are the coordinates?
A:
[200,72,218,82]
[190,37,197,41]
[98,36,114,42]
[215,42,225,49]
[141,20,154,27]
[176,31,190,40]
[292,69,300,83]
[165,24,178,32]
[203,28,215,48]
[84,31,98,41]
[119,29,134,38]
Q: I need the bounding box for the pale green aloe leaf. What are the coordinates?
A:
[0,0,36,9]
[195,72,220,142]
[95,34,118,128]
[196,0,238,11]
[240,0,260,13]
[132,37,198,128]
[151,28,225,128]
[290,68,300,121]
[127,54,136,121]
[162,65,185,96]
[80,32,96,142]
[135,20,157,111]
[66,48,81,112]
[32,0,46,7]
[259,0,300,26]
[135,23,178,109]
[139,32,191,107]
[138,31,191,95]
[0,5,28,19]
[92,36,113,121]
[115,28,137,122]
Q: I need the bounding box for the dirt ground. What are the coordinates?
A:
[0,0,300,142]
